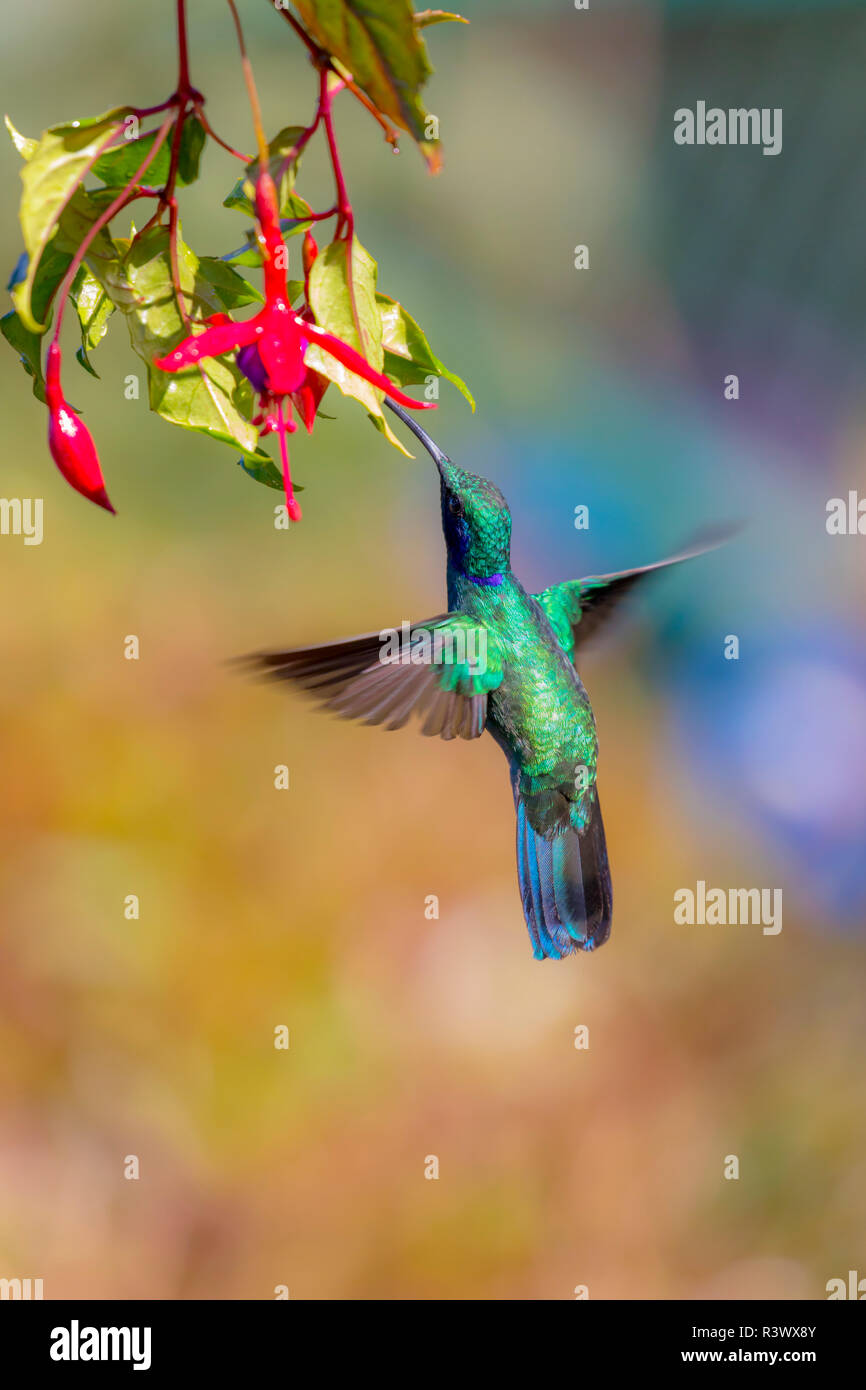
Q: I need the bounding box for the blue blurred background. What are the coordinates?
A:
[0,0,864,1299]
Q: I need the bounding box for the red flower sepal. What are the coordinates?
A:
[45,343,115,514]
[154,173,433,521]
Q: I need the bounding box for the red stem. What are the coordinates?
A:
[195,106,250,162]
[276,398,301,520]
[27,120,128,327]
[226,0,270,169]
[162,0,198,320]
[267,2,399,147]
[274,119,319,190]
[132,99,176,119]
[51,115,174,340]
[316,67,363,345]
[318,67,351,234]
[176,0,190,90]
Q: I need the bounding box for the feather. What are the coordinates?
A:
[242,615,488,741]
[512,770,612,959]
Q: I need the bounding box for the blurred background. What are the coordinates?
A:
[1,0,865,1300]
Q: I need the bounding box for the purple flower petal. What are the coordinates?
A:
[237,343,269,394]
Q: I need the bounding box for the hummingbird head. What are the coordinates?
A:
[383,399,512,584]
[437,460,512,582]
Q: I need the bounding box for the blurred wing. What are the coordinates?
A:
[534,525,735,658]
[239,614,501,742]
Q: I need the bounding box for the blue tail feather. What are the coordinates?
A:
[513,776,612,960]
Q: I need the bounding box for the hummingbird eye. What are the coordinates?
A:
[447,493,464,518]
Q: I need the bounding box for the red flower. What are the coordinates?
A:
[155,172,433,521]
[45,343,115,514]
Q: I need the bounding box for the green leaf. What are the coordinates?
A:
[196,257,263,310]
[13,236,70,328]
[377,291,474,409]
[70,264,115,376]
[305,235,408,454]
[92,124,167,187]
[14,107,131,331]
[224,126,307,216]
[0,309,46,402]
[56,187,123,280]
[5,115,37,160]
[6,120,121,338]
[7,187,123,342]
[222,198,313,266]
[414,9,469,25]
[177,115,207,185]
[237,452,295,492]
[104,224,264,459]
[287,2,443,168]
[92,115,206,190]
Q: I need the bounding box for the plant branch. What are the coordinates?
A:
[274,118,319,189]
[227,0,270,170]
[268,1,399,147]
[51,115,174,339]
[195,107,251,162]
[341,75,400,149]
[176,0,191,90]
[269,3,321,61]
[317,68,362,344]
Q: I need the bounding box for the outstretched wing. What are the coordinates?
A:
[239,614,503,741]
[534,525,735,659]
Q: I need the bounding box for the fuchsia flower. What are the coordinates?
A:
[45,342,115,514]
[155,172,434,520]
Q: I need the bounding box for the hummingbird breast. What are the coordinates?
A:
[458,572,599,834]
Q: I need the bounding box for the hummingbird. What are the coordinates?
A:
[243,400,729,961]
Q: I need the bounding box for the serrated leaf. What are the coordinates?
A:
[305,235,408,454]
[14,107,130,331]
[104,224,264,459]
[224,126,306,216]
[1,309,47,402]
[377,291,473,409]
[415,10,468,25]
[287,2,442,169]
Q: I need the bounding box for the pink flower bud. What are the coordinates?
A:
[45,343,115,513]
[302,231,318,301]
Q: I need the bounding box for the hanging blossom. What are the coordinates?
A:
[45,342,115,514]
[155,171,434,520]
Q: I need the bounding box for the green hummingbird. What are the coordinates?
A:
[244,400,728,961]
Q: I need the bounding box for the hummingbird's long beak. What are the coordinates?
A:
[384,397,450,476]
